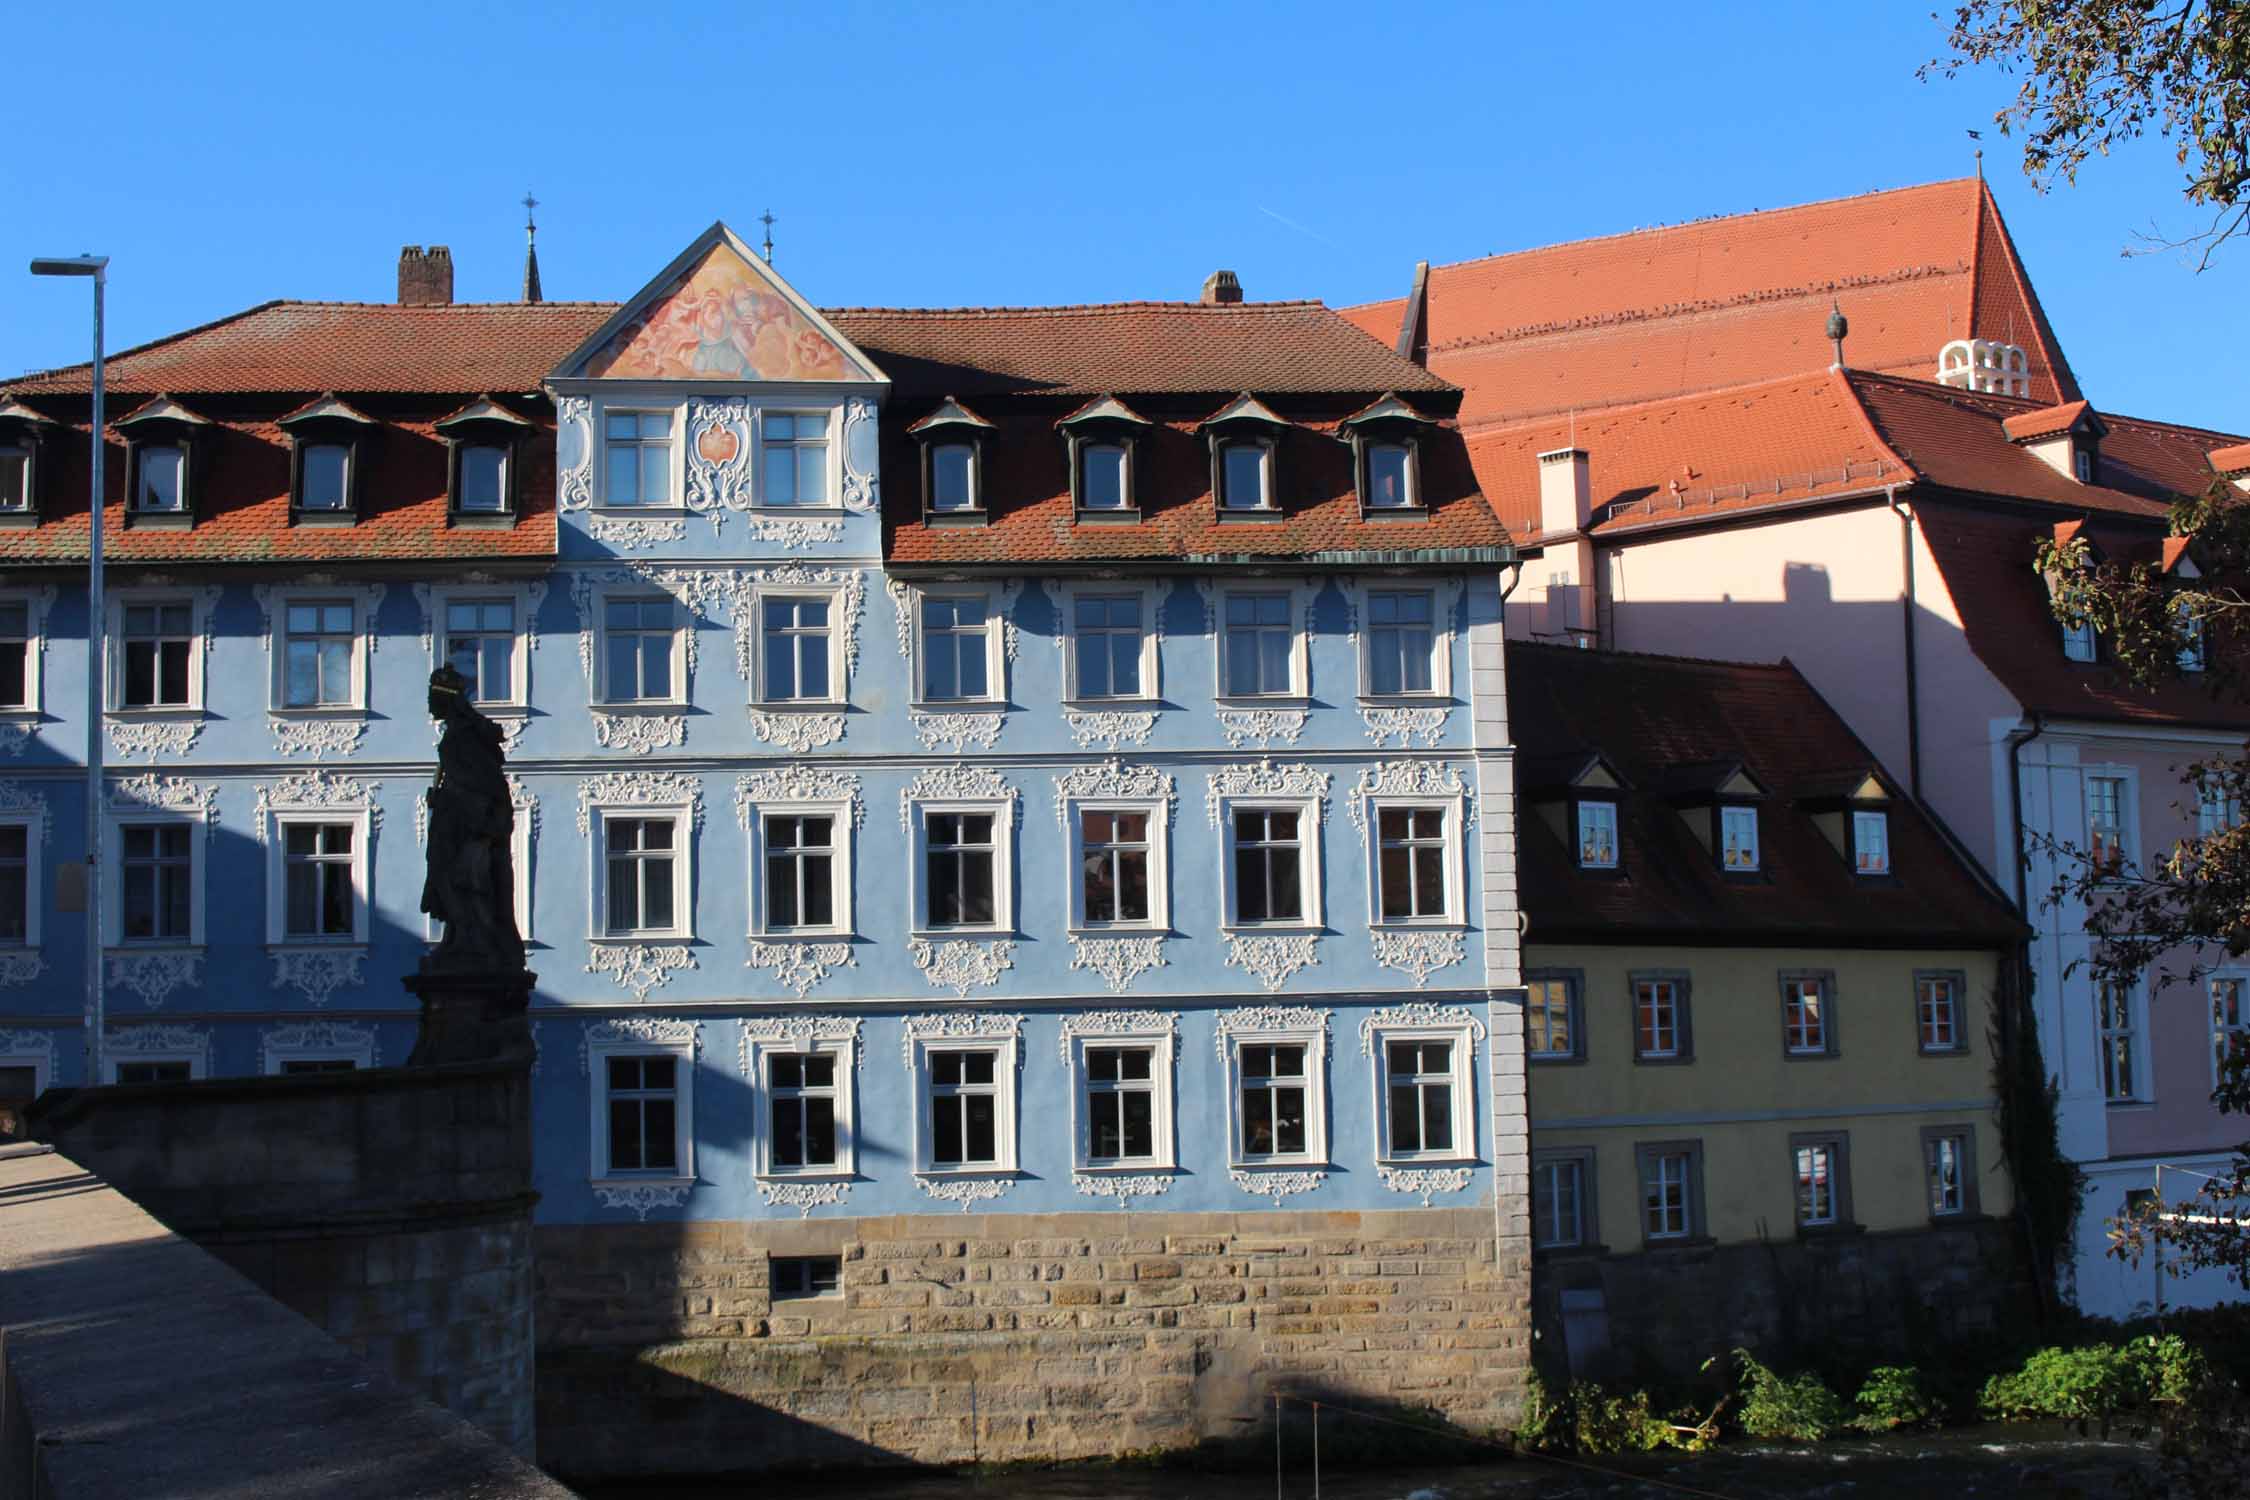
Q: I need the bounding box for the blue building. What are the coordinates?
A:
[0,227,1530,1469]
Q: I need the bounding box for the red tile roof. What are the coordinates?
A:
[1508,642,2025,946]
[2211,442,2250,476]
[2000,400,2097,442]
[1342,178,2079,431]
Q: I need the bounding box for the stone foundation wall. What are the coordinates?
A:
[535,1205,1531,1479]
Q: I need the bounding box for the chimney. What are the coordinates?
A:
[398,245,455,306]
[1537,447,1592,537]
[1201,269,1243,306]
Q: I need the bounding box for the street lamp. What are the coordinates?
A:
[29,254,107,1088]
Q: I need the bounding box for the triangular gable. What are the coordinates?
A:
[1058,395,1152,429]
[1717,767,1765,799]
[555,223,887,385]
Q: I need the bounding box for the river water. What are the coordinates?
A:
[584,1425,2154,1498]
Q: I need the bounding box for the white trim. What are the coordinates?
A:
[741,1021,859,1183]
[1211,580,1313,705]
[0,794,46,955]
[1359,788,1469,931]
[750,404,841,511]
[417,577,541,712]
[1216,1006,1331,1170]
[909,584,1010,709]
[587,580,690,709]
[105,582,218,716]
[102,776,216,949]
[590,803,695,942]
[260,1020,378,1074]
[1061,582,1161,706]
[594,399,686,511]
[908,789,1018,938]
[256,580,384,715]
[1063,1013,1178,1175]
[256,769,380,949]
[0,586,54,724]
[586,1026,697,1190]
[746,799,855,939]
[1355,580,1452,702]
[1216,792,1325,934]
[2082,762,2141,878]
[0,1029,55,1103]
[101,1023,210,1082]
[1056,762,1174,935]
[1366,1014,1480,1167]
[907,1019,1022,1176]
[741,573,850,708]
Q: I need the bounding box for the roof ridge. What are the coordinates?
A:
[1826,367,1919,478]
[5,298,287,386]
[825,299,1328,318]
[1510,640,1800,674]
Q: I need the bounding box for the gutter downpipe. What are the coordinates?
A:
[1495,558,1524,1284]
[1888,487,1921,797]
[2005,709,2053,1310]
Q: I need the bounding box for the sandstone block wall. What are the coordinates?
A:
[535,1205,1531,1479]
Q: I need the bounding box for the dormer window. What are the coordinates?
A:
[2074,448,2094,483]
[908,396,995,523]
[1366,444,1414,507]
[459,446,509,512]
[2061,617,2097,663]
[1080,444,1129,510]
[1200,393,1291,517]
[0,400,55,519]
[300,444,350,511]
[1060,395,1150,520]
[2003,401,2108,485]
[279,393,376,523]
[436,396,532,523]
[1219,442,1272,510]
[115,396,210,524]
[1577,800,1618,869]
[138,447,185,511]
[1342,393,1434,515]
[1852,811,1890,875]
[1720,805,1760,872]
[0,445,25,513]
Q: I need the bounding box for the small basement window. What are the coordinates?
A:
[771,1255,843,1299]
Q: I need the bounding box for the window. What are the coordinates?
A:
[299,443,349,511]
[2074,447,2094,483]
[1781,972,1834,1057]
[930,443,976,512]
[1791,1133,1851,1230]
[920,596,992,703]
[1533,1152,1593,1249]
[760,597,832,703]
[114,1061,192,1085]
[2086,774,2129,874]
[1526,972,1582,1062]
[1373,1027,1474,1162]
[1365,590,1436,696]
[1238,1043,1313,1160]
[2098,977,2141,1102]
[282,601,357,708]
[1070,594,1147,700]
[601,816,682,937]
[120,824,192,944]
[0,602,29,710]
[2212,976,2249,1084]
[2061,617,2097,662]
[603,410,674,506]
[1900,973,1963,1058]
[135,445,184,512]
[0,823,29,948]
[2179,602,2206,672]
[1079,810,1151,926]
[761,411,830,506]
[1082,1044,1160,1165]
[120,602,193,709]
[1230,807,1309,925]
[768,1050,841,1171]
[0,445,26,512]
[458,445,509,513]
[771,1256,842,1299]
[1852,811,1890,875]
[1633,974,1691,1062]
[602,596,678,703]
[601,1054,683,1175]
[2200,785,2240,837]
[762,814,837,932]
[282,823,357,940]
[444,599,517,705]
[1221,592,1297,698]
[1218,441,1272,510]
[1576,800,1618,869]
[922,810,998,929]
[928,1048,1003,1168]
[1079,443,1129,511]
[1636,1142,1701,1243]
[1923,1126,1978,1218]
[1719,805,1760,871]
[1365,443,1415,509]
[280,1058,356,1075]
[1375,805,1453,923]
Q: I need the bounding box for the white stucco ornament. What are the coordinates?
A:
[909,711,1004,753]
[586,943,697,1002]
[1073,1172,1173,1205]
[269,718,367,759]
[1067,936,1169,995]
[269,949,365,1007]
[108,952,203,1009]
[594,1183,691,1220]
[1217,708,1309,750]
[591,712,686,754]
[744,940,856,998]
[578,1016,703,1074]
[915,1175,1014,1213]
[1224,934,1321,993]
[1205,759,1330,826]
[107,720,203,761]
[1368,929,1469,989]
[908,938,1016,995]
[746,709,845,752]
[1063,709,1158,751]
[1360,706,1450,749]
[1228,1168,1327,1203]
[1375,1165,1475,1207]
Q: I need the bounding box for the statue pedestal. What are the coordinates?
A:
[404,967,537,1067]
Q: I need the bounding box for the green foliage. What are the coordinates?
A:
[1991,967,2084,1286]
[1726,1349,1849,1443]
[1513,1371,1694,1455]
[1979,1335,2210,1425]
[1853,1365,1945,1432]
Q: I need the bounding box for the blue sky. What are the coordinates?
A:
[5,0,2242,431]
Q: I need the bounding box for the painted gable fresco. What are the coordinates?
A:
[583,243,852,382]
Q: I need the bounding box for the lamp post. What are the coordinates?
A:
[29,254,107,1088]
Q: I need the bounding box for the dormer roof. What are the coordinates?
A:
[113,395,211,432]
[2211,442,2250,477]
[0,399,54,429]
[1520,748,1629,797]
[434,395,536,434]
[276,392,377,430]
[906,396,996,437]
[2002,400,2106,444]
[1057,394,1153,430]
[1340,392,1436,429]
[1196,392,1293,433]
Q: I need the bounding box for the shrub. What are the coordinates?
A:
[1513,1373,1680,1455]
[1853,1365,1944,1432]
[1979,1336,2208,1426]
[1728,1349,1848,1442]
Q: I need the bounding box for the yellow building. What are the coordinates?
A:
[1508,644,2031,1378]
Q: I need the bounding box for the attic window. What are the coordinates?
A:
[1720,805,1759,872]
[2074,448,2094,484]
[279,393,376,523]
[1080,445,1129,510]
[1060,396,1150,520]
[0,446,25,513]
[931,445,977,512]
[1576,800,1618,869]
[2179,603,2206,673]
[2061,617,2097,663]
[1219,442,1272,510]
[1200,394,1291,517]
[909,397,995,522]
[1852,811,1890,875]
[115,396,211,524]
[1342,393,1434,515]
[1365,444,1415,508]
[137,447,185,512]
[459,446,509,512]
[300,445,351,511]
[0,401,54,518]
[435,396,531,522]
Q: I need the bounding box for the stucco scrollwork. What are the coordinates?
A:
[1212,1003,1331,1061]
[107,720,203,761]
[1054,1008,1177,1063]
[1073,1172,1173,1205]
[1369,929,1469,989]
[840,397,880,513]
[0,724,33,759]
[898,765,1016,831]
[744,941,856,998]
[759,1179,852,1217]
[1228,1168,1327,1203]
[104,1023,210,1071]
[747,516,844,549]
[915,1175,1014,1213]
[585,943,697,1003]
[746,710,844,752]
[737,1013,862,1070]
[591,712,687,754]
[1217,708,1307,750]
[594,1183,691,1220]
[268,718,367,760]
[1205,759,1330,827]
[1347,760,1475,846]
[0,1029,55,1067]
[737,766,864,827]
[909,711,1003,753]
[260,1021,379,1074]
[1051,759,1176,829]
[569,563,726,684]
[1375,1166,1475,1206]
[576,770,704,835]
[108,773,219,820]
[1063,709,1158,751]
[684,398,754,519]
[1068,936,1169,995]
[556,396,594,511]
[729,563,866,680]
[587,516,687,550]
[0,953,46,987]
[578,1016,703,1075]
[1360,706,1450,749]
[908,938,1016,995]
[899,1009,1023,1066]
[107,952,203,1009]
[253,767,381,837]
[1358,1001,1487,1055]
[269,949,365,1007]
[0,780,54,846]
[884,577,915,659]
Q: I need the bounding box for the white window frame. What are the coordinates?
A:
[2097,973,2148,1104]
[2084,766,2138,878]
[0,810,43,952]
[1063,584,1160,706]
[928,441,979,514]
[745,1034,857,1182]
[1223,1023,1330,1169]
[2061,616,2097,662]
[911,588,1006,708]
[591,584,689,709]
[596,402,682,511]
[1357,583,1451,702]
[1851,810,1891,875]
[1368,1017,1478,1166]
[748,801,855,939]
[264,587,378,715]
[1062,795,1171,935]
[261,1030,377,1075]
[586,1034,696,1188]
[590,806,694,941]
[1636,1140,1701,1243]
[264,808,373,948]
[103,1050,207,1084]
[0,1038,52,1115]
[1719,803,1761,872]
[1364,797,1466,930]
[2213,972,2250,1087]
[1217,794,1324,933]
[1576,799,1619,870]
[425,580,536,713]
[1216,437,1278,512]
[1067,1023,1177,1175]
[1214,585,1310,704]
[0,588,48,720]
[106,586,212,716]
[104,810,209,950]
[909,797,1016,937]
[744,578,848,709]
[754,406,839,511]
[910,1033,1020,1176]
[2199,784,2241,837]
[0,442,29,515]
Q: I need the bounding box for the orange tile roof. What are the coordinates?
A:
[2000,400,2096,442]
[1342,178,2079,430]
[2210,442,2250,476]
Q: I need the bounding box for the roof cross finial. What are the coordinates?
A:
[521,191,544,305]
[523,191,539,234]
[759,209,776,265]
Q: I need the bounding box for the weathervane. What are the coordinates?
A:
[759,209,776,264]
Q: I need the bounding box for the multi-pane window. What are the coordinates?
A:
[1079,810,1150,926]
[2061,617,2097,662]
[115,1060,191,1085]
[280,1058,357,1075]
[282,602,355,708]
[0,445,26,512]
[1782,975,1830,1056]
[1640,1148,1694,1241]
[1218,442,1271,510]
[930,444,975,512]
[1918,974,1963,1052]
[1634,978,1685,1060]
[1533,1158,1585,1248]
[1526,975,1578,1060]
[2200,786,2241,837]
[1232,808,1304,924]
[1376,806,1449,921]
[921,598,990,702]
[2212,977,2249,1084]
[924,812,997,928]
[771,1256,842,1299]
[769,1051,839,1170]
[763,815,835,931]
[761,597,832,702]
[1577,800,1618,869]
[603,597,676,702]
[1720,805,1759,871]
[2098,978,2140,1101]
[762,412,829,506]
[1365,443,1414,508]
[604,1055,679,1174]
[0,603,28,709]
[1794,1140,1841,1227]
[1223,594,1293,696]
[121,824,191,943]
[1383,1039,1456,1156]
[928,1049,1000,1167]
[2178,603,2206,672]
[604,818,678,936]
[444,599,516,704]
[458,445,509,512]
[299,444,349,510]
[282,823,355,940]
[1852,811,1890,875]
[1080,444,1129,510]
[1073,595,1143,699]
[1926,1131,1970,1217]
[604,411,672,506]
[0,825,26,946]
[1366,591,1435,695]
[1238,1043,1308,1158]
[136,446,184,512]
[122,601,193,708]
[2087,775,2128,873]
[1084,1045,1156,1163]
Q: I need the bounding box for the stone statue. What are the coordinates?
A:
[420,665,525,973]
